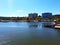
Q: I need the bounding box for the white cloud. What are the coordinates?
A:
[9,14,26,17]
[2,14,17,17]
[9,13,18,17]
[16,10,25,12]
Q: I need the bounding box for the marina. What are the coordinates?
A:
[0,22,60,45]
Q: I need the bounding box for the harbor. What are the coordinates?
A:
[0,22,60,45]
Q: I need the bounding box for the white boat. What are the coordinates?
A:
[54,24,60,29]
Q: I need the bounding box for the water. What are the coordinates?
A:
[0,22,60,45]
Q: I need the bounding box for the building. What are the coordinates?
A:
[28,13,38,19]
[42,12,52,19]
[42,12,53,22]
[28,13,38,22]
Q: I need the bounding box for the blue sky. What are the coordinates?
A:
[0,0,60,17]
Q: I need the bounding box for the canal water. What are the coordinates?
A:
[0,22,60,45]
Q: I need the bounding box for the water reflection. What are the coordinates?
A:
[28,22,38,28]
[42,22,54,25]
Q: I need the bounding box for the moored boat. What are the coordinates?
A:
[54,24,60,29]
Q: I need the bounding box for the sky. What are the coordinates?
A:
[0,0,60,17]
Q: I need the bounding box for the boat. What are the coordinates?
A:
[54,24,60,29]
[44,24,54,28]
[43,22,55,28]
